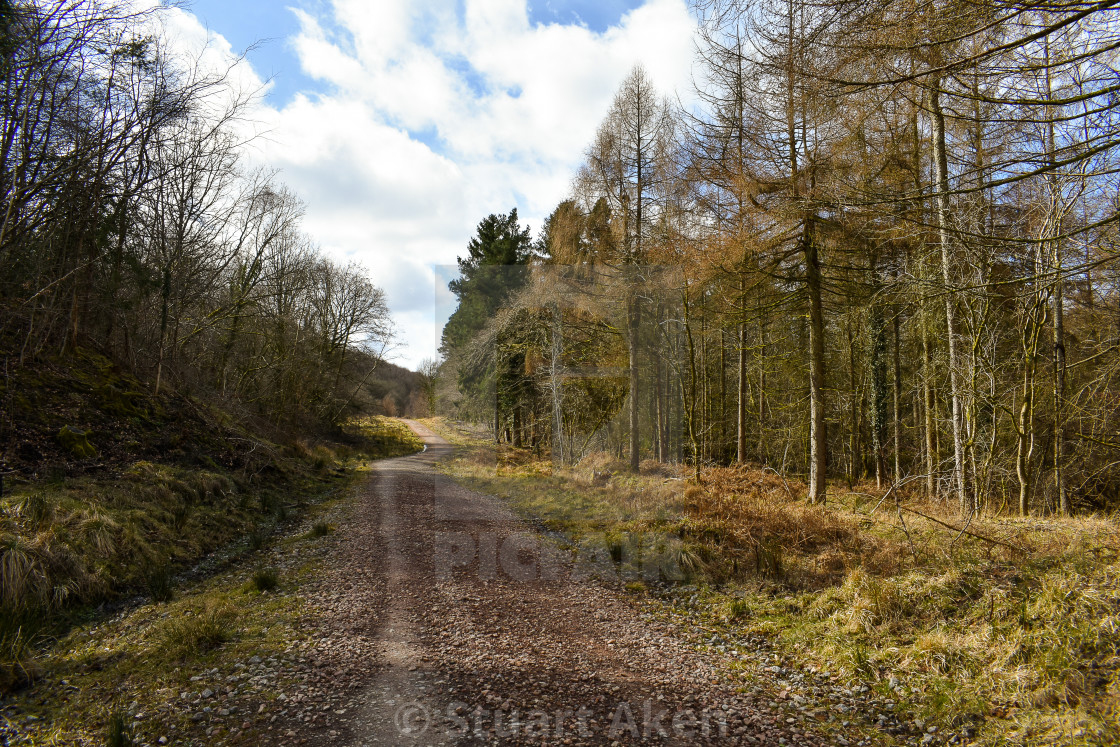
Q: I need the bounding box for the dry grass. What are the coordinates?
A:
[0,479,351,745]
[341,416,425,458]
[156,600,235,657]
[0,418,393,695]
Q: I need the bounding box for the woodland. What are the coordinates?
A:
[0,1,1118,742]
[0,0,430,448]
[439,0,1120,518]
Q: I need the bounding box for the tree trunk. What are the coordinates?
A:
[550,302,565,463]
[737,274,748,464]
[805,222,827,503]
[1053,247,1068,513]
[628,291,641,473]
[892,306,903,483]
[655,343,665,461]
[929,76,971,516]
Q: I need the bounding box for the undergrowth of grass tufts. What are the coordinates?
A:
[250,567,280,593]
[157,600,234,657]
[307,521,333,538]
[105,709,133,746]
[145,564,174,603]
[342,416,425,459]
[0,415,420,697]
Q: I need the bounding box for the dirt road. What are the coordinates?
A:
[278,421,825,746]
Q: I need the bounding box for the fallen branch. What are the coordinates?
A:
[867,473,930,515]
[900,506,1026,553]
[761,466,795,499]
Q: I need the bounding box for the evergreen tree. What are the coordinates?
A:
[440,209,532,355]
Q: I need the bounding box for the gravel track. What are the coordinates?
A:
[262,421,837,746]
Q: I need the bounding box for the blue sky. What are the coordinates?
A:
[186,0,651,107]
[171,0,697,368]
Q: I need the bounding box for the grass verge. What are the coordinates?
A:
[0,437,397,745]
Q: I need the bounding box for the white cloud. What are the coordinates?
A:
[179,0,698,369]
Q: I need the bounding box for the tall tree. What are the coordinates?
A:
[576,65,674,472]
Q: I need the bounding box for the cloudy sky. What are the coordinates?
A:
[168,0,700,369]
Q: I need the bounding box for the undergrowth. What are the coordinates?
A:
[0,458,357,745]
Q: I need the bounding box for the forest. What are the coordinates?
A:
[439,0,1120,518]
[0,0,439,703]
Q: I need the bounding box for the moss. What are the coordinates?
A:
[96,383,146,418]
[57,426,97,459]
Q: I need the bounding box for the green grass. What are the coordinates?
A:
[157,600,234,657]
[0,435,373,697]
[105,710,133,747]
[146,564,174,603]
[249,567,280,592]
[0,609,44,693]
[307,521,333,538]
[342,416,425,459]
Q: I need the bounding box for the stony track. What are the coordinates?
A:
[263,421,835,746]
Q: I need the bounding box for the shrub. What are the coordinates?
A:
[308,522,332,538]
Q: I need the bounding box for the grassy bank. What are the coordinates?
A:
[422,418,1120,747]
[0,483,352,745]
[0,414,422,695]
